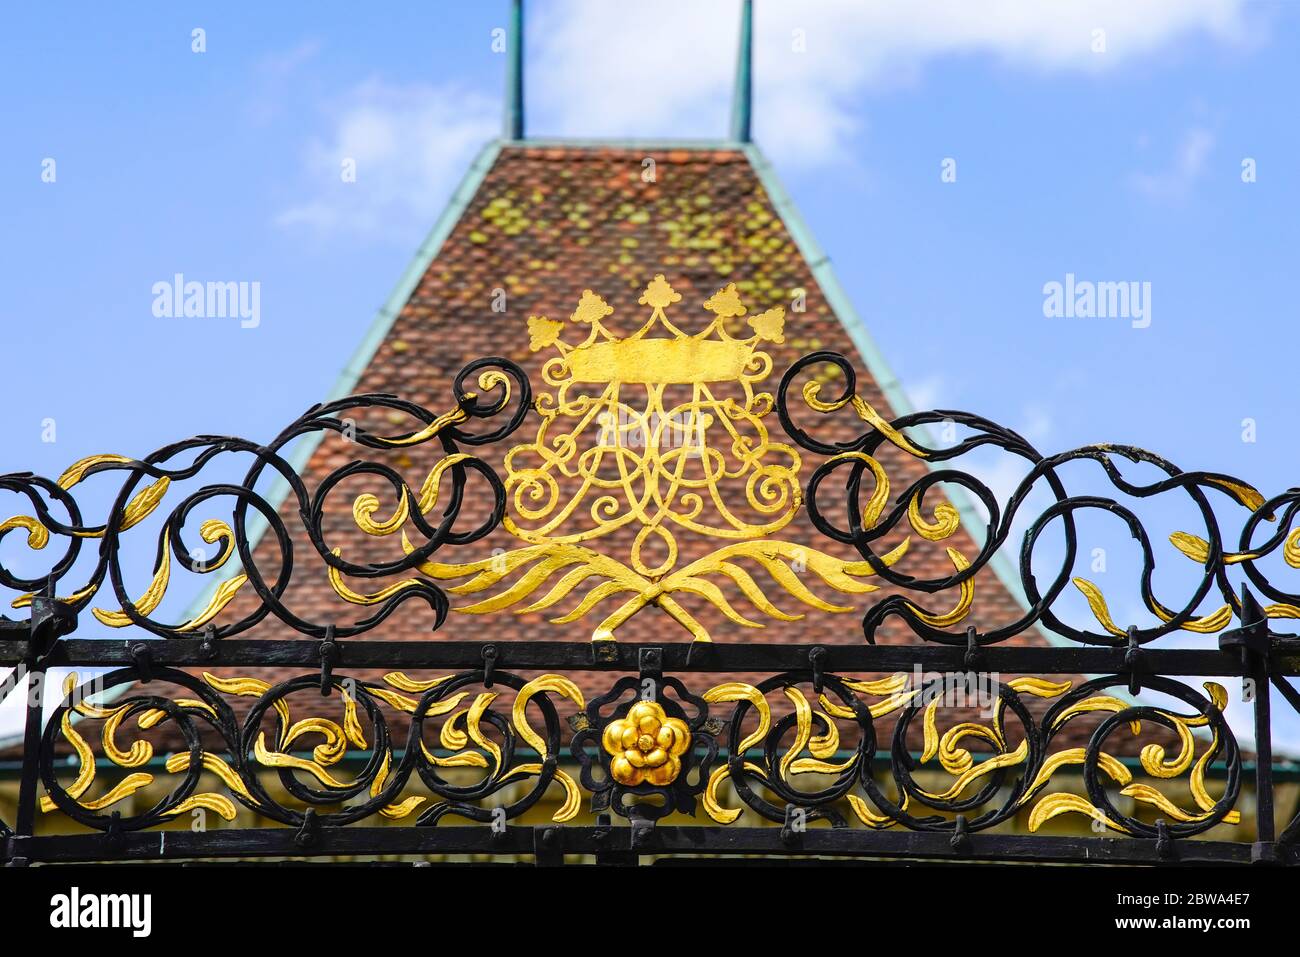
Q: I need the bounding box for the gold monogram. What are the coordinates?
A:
[400,276,942,642]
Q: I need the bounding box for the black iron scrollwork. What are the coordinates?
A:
[777,350,1300,647]
[0,358,531,641]
[1,350,1294,865]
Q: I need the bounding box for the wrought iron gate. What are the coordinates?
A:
[3,280,1298,865]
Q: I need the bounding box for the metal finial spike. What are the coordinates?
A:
[503,0,525,140]
[729,0,753,142]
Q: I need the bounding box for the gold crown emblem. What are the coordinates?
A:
[526,274,786,386]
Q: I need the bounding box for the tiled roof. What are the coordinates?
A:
[220,142,1043,651]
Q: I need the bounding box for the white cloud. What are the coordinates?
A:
[964,452,1034,523]
[1129,126,1216,200]
[953,439,1062,553]
[903,374,948,413]
[247,39,324,126]
[530,0,1252,167]
[275,79,498,241]
[1019,404,1054,445]
[257,38,323,79]
[273,1,1251,240]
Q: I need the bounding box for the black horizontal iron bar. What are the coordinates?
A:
[1,752,1288,780]
[3,637,1298,676]
[8,825,1264,865]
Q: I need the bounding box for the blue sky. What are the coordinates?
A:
[2,1,1298,748]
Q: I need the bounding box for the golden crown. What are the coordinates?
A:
[526,275,785,385]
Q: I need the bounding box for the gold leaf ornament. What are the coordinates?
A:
[702,282,746,318]
[527,315,566,352]
[747,306,785,343]
[638,274,682,311]
[572,288,615,323]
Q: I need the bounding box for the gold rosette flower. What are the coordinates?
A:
[602,701,691,786]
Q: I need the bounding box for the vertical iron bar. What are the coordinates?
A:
[1253,651,1275,844]
[14,658,47,841]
